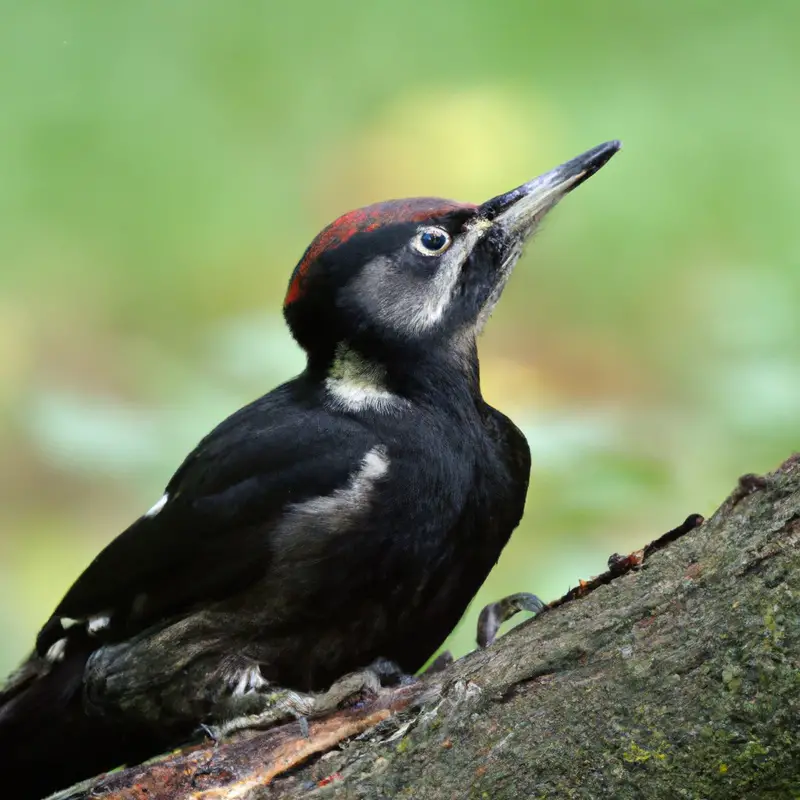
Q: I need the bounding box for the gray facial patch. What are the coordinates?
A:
[357,219,492,337]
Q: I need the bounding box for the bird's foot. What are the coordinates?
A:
[477,592,546,648]
[208,687,318,741]
[208,658,403,741]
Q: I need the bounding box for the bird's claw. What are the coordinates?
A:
[208,660,401,741]
[197,722,222,745]
[210,688,316,740]
[477,591,546,648]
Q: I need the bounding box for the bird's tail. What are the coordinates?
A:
[0,647,158,800]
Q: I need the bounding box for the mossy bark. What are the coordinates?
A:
[58,455,800,800]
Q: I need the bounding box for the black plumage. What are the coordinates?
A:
[0,140,619,799]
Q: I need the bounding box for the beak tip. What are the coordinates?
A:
[480,139,622,221]
[588,139,623,172]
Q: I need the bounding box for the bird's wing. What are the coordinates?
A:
[36,386,377,656]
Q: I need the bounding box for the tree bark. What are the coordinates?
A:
[56,454,800,800]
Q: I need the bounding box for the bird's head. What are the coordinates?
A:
[284,141,620,376]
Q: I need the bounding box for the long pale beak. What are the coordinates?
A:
[479,140,621,235]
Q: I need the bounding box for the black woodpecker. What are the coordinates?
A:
[0,140,620,798]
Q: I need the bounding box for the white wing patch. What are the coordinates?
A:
[276,445,390,552]
[144,493,168,518]
[55,612,112,650]
[295,445,389,517]
[87,613,111,635]
[46,638,67,663]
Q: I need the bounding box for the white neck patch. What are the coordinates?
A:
[325,344,407,414]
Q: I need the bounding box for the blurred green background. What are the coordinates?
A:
[1,0,798,676]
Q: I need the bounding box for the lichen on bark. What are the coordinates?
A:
[55,455,800,800]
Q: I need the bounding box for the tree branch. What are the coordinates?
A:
[56,454,800,799]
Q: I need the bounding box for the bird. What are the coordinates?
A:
[0,140,620,799]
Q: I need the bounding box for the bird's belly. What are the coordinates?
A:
[244,521,509,690]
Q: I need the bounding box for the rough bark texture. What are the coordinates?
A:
[55,455,800,800]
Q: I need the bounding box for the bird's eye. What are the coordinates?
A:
[412,227,451,256]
